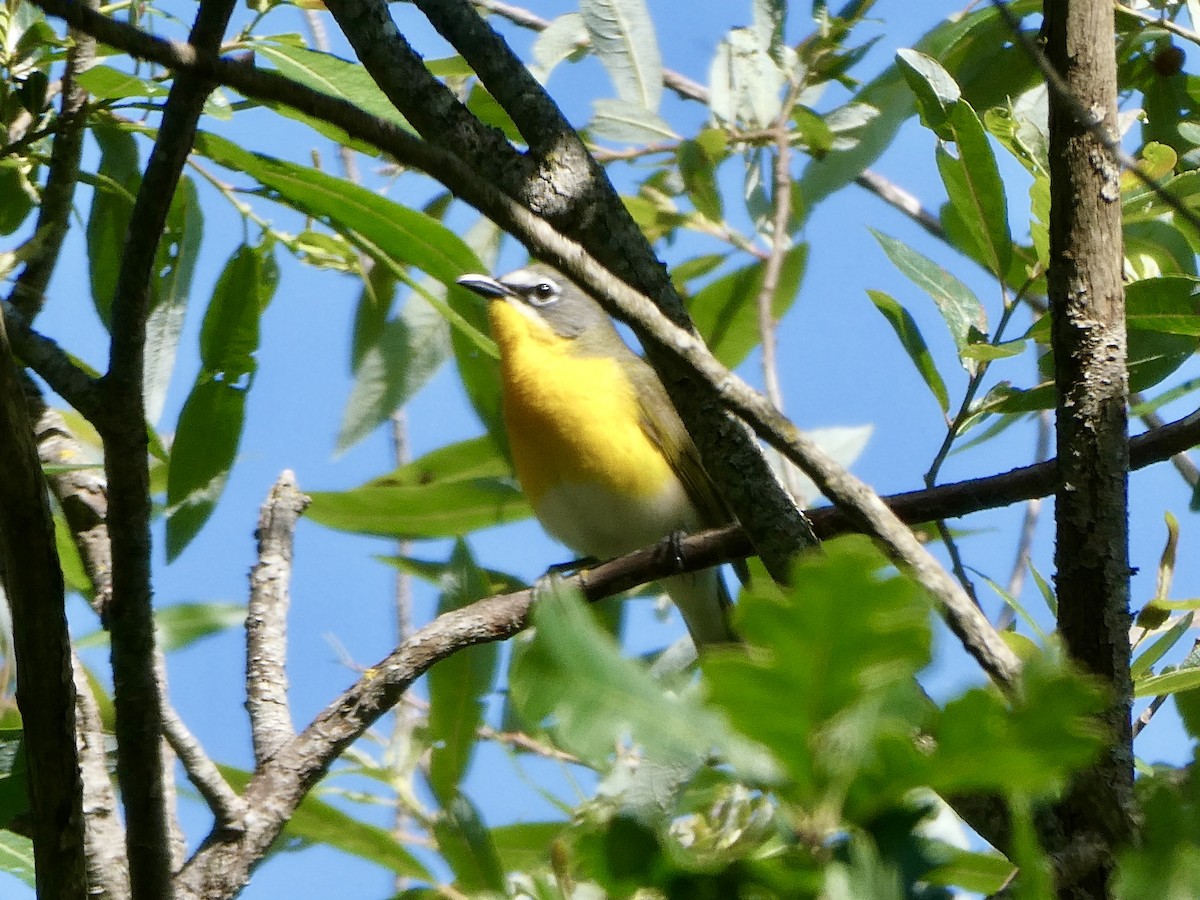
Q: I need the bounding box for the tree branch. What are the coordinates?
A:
[168,401,1199,896]
[97,0,237,894]
[329,0,820,583]
[246,471,307,764]
[73,654,131,900]
[1043,0,1134,892]
[1,298,106,422]
[0,313,86,897]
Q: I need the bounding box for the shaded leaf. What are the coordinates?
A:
[166,242,277,560]
[86,124,140,327]
[433,793,506,894]
[866,289,949,413]
[338,276,450,452]
[427,541,498,804]
[687,245,807,368]
[509,582,777,781]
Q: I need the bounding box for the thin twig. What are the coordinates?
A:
[998,410,1051,628]
[246,471,307,764]
[1135,395,1200,490]
[7,0,99,320]
[756,84,805,498]
[1133,638,1200,739]
[387,409,420,896]
[923,281,1032,607]
[1114,2,1200,47]
[854,169,947,239]
[160,652,248,829]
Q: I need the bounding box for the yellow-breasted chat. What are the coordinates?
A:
[456,263,737,647]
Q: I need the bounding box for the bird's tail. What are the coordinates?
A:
[663,568,739,647]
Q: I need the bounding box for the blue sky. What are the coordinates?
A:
[7,0,1200,895]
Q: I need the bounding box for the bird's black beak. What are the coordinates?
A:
[456,273,513,300]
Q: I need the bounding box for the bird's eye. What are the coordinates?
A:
[529,281,558,304]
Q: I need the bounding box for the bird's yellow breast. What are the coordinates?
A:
[489,300,677,518]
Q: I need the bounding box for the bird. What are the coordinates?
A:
[456,262,738,647]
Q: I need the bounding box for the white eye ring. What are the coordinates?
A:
[529,281,559,305]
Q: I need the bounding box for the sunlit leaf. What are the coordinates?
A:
[872,229,987,373]
[580,0,662,112]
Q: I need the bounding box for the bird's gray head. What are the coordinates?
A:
[456,263,615,340]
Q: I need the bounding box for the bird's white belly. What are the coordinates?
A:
[533,478,700,561]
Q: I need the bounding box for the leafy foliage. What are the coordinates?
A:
[3,0,1200,896]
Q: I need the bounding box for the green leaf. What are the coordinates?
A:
[432,793,507,894]
[687,245,807,368]
[489,821,566,873]
[249,39,408,129]
[191,132,483,291]
[934,109,1012,278]
[221,767,432,879]
[930,652,1105,795]
[678,138,724,222]
[580,0,662,112]
[306,479,529,539]
[872,229,987,373]
[145,176,204,425]
[53,512,92,598]
[1115,768,1200,898]
[199,241,278,375]
[154,601,246,653]
[166,242,278,561]
[1127,275,1200,336]
[865,290,950,413]
[896,47,961,133]
[466,84,523,144]
[589,98,678,143]
[165,378,247,561]
[74,64,168,99]
[0,832,34,888]
[705,538,930,813]
[0,161,33,236]
[0,731,28,831]
[1132,612,1193,680]
[1136,667,1200,699]
[530,13,588,81]
[509,582,777,781]
[86,123,140,327]
[709,27,786,129]
[427,541,499,805]
[338,275,451,453]
[923,848,1014,894]
[373,436,512,487]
